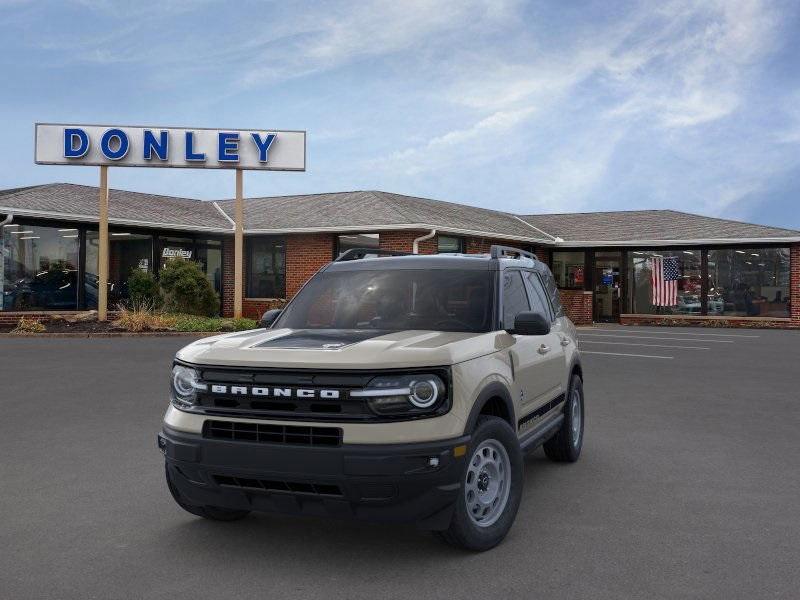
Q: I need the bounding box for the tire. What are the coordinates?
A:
[543,374,584,463]
[165,464,250,522]
[436,416,523,551]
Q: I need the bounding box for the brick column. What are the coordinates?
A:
[221,237,235,317]
[378,230,436,254]
[791,244,800,325]
[285,233,335,297]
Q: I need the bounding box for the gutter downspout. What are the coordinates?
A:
[0,213,12,227]
[412,228,436,254]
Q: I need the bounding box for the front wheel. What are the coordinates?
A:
[543,374,584,462]
[436,416,523,551]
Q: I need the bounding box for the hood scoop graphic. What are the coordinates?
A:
[254,329,391,350]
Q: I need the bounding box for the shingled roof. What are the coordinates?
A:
[1,183,798,244]
[520,210,800,244]
[0,183,230,232]
[215,190,546,241]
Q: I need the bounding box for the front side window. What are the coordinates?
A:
[707,248,790,317]
[247,237,285,298]
[523,271,552,321]
[275,269,495,332]
[629,249,702,315]
[2,223,79,311]
[502,270,530,330]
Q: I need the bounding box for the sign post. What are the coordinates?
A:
[34,124,306,320]
[98,166,109,320]
[234,169,244,319]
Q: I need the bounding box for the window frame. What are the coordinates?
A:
[437,235,465,254]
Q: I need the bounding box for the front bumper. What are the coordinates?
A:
[159,425,470,530]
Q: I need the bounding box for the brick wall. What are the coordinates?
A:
[221,237,235,317]
[559,290,593,325]
[285,233,335,297]
[790,244,800,325]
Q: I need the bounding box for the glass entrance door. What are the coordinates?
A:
[593,251,622,322]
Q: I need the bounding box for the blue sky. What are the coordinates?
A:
[1,0,799,228]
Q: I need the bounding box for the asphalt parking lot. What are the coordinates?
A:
[1,326,799,600]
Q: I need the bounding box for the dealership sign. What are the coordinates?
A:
[34,123,306,171]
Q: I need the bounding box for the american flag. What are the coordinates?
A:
[651,256,679,306]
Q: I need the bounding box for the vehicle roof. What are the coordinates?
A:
[323,253,547,272]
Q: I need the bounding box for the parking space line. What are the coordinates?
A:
[580,333,734,343]
[581,351,674,359]
[591,329,759,339]
[580,340,710,350]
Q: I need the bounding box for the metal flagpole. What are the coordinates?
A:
[98,166,109,321]
[234,168,244,319]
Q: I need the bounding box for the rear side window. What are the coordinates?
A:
[523,271,552,321]
[502,271,530,329]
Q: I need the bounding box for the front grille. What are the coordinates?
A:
[213,474,343,497]
[204,420,342,446]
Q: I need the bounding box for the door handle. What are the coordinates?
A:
[538,344,550,355]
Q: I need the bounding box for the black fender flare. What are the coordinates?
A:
[464,381,516,434]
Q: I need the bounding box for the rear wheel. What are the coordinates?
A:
[436,416,523,551]
[165,464,250,522]
[543,374,584,462]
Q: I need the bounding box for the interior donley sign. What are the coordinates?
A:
[35,123,306,171]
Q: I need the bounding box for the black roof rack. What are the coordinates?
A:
[334,248,411,262]
[489,245,537,261]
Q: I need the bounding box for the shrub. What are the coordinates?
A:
[127,269,162,308]
[169,315,259,332]
[11,317,46,334]
[114,303,174,332]
[159,259,219,317]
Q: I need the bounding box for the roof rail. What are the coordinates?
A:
[489,244,537,261]
[334,247,411,262]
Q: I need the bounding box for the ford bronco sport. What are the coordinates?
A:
[159,245,584,551]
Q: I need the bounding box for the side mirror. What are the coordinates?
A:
[259,309,282,329]
[511,311,550,336]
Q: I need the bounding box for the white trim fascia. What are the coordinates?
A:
[554,237,800,246]
[242,222,551,243]
[0,206,231,233]
[212,201,236,229]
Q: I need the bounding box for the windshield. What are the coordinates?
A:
[274,269,495,333]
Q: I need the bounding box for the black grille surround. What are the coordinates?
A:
[180,363,452,423]
[204,420,342,446]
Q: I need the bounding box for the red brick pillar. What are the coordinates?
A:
[221,237,235,317]
[379,231,436,254]
[285,233,335,297]
[791,244,800,326]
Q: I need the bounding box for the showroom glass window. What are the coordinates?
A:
[1,223,80,310]
[707,248,790,318]
[629,249,702,314]
[336,233,379,257]
[247,237,285,298]
[551,251,585,289]
[196,239,223,295]
[85,230,154,308]
[437,235,464,253]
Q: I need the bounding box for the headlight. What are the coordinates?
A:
[170,364,206,409]
[351,373,448,417]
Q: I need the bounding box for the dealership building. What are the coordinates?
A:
[1,182,799,328]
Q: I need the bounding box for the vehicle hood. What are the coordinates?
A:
[176,328,511,369]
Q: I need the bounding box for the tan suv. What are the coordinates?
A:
[159,245,584,551]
